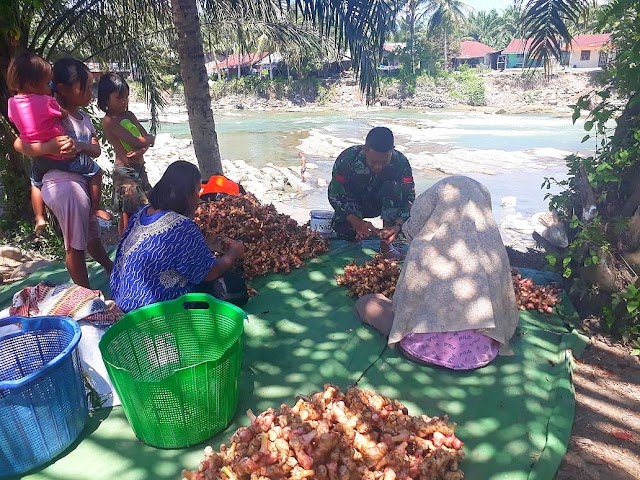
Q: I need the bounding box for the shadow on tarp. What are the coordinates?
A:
[3,241,587,480]
[5,241,388,480]
[356,300,588,480]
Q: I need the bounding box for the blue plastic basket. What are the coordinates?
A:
[0,316,87,477]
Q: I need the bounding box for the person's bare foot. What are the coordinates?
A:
[94,209,112,221]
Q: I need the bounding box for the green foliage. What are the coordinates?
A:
[442,65,486,106]
[603,283,640,355]
[396,31,441,75]
[545,215,609,279]
[540,0,640,349]
[0,218,65,260]
[316,83,336,105]
[396,72,417,97]
[600,0,640,97]
[158,75,183,94]
[0,142,30,223]
[209,77,334,103]
[464,8,515,49]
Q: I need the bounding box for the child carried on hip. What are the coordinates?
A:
[7,52,110,233]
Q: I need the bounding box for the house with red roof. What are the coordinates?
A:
[451,40,497,69]
[499,34,611,70]
[207,52,272,78]
[566,34,612,68]
[379,42,405,73]
[499,38,545,69]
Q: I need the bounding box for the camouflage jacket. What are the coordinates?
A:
[328,145,415,222]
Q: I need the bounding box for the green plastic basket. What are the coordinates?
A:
[99,293,246,448]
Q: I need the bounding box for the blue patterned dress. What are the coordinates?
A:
[110,207,217,312]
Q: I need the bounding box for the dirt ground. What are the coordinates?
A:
[506,248,640,479]
[555,336,640,479]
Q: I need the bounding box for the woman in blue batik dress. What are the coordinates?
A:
[110,160,245,312]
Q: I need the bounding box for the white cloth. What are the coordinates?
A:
[77,321,121,408]
[389,176,519,348]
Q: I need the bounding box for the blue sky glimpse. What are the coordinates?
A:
[463,0,517,13]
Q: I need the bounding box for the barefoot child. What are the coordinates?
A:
[97,73,154,235]
[7,52,109,233]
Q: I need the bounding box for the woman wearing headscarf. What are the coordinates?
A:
[356,176,519,370]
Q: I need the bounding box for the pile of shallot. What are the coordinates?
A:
[195,194,329,279]
[336,260,562,315]
[512,272,562,313]
[336,256,401,299]
[182,384,464,480]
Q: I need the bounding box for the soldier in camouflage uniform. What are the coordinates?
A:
[328,127,415,259]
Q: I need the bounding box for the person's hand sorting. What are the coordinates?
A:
[348,215,379,239]
[379,225,401,244]
[226,240,245,260]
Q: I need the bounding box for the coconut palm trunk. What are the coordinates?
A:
[171,0,223,176]
[410,20,416,74]
[407,1,418,74]
[443,29,447,67]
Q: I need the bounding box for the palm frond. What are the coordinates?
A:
[13,0,174,129]
[289,0,399,102]
[200,0,399,101]
[520,0,589,73]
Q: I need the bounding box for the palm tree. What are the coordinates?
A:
[202,15,326,82]
[519,0,587,72]
[174,0,399,177]
[501,4,525,45]
[403,0,433,74]
[1,0,400,221]
[426,0,470,67]
[465,9,506,49]
[171,0,223,178]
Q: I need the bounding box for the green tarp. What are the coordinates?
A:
[0,242,587,480]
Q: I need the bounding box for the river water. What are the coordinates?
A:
[152,108,592,223]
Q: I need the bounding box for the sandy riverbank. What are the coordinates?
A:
[130,69,600,122]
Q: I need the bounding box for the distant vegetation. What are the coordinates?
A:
[208,77,337,105]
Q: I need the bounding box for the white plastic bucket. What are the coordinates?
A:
[310,210,334,238]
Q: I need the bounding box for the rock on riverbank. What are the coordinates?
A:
[98,134,315,208]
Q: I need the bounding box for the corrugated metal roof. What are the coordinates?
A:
[214,53,270,69]
[502,38,534,54]
[455,40,496,59]
[569,33,611,50]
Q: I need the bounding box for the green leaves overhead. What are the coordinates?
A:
[287,0,400,102]
[519,0,588,72]
[2,0,401,130]
[2,0,175,132]
[198,0,399,102]
[465,6,525,50]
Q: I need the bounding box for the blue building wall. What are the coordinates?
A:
[504,52,566,68]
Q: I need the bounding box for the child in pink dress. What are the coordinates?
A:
[7,52,109,233]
